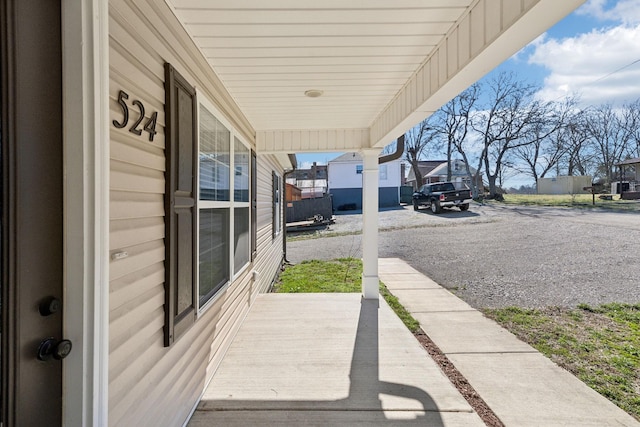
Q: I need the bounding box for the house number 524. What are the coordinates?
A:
[112,90,158,142]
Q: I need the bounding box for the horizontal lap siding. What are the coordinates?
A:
[257,155,279,229]
[109,1,284,426]
[255,155,285,295]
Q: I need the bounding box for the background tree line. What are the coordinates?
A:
[403,71,640,198]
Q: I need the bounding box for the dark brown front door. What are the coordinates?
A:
[1,1,64,426]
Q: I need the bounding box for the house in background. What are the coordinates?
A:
[405,160,447,189]
[400,163,408,185]
[328,153,403,210]
[406,159,482,189]
[286,162,328,199]
[425,159,483,189]
[1,1,585,426]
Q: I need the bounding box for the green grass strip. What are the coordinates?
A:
[273,258,362,293]
[379,283,420,333]
[493,194,640,211]
[484,304,640,420]
[274,258,420,334]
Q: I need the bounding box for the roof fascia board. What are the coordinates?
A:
[369,0,586,147]
[257,129,370,154]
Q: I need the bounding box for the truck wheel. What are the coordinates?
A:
[460,203,469,211]
[413,200,419,211]
[430,199,441,214]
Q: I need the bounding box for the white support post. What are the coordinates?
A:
[360,149,381,299]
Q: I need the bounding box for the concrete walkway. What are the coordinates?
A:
[189,258,639,426]
[378,258,639,427]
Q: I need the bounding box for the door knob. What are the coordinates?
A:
[37,338,72,361]
[39,296,61,316]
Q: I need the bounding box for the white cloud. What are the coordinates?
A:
[529,24,640,106]
[298,161,314,170]
[577,0,640,24]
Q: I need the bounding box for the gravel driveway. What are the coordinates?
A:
[287,203,640,309]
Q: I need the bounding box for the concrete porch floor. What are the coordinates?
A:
[188,292,483,426]
[188,258,639,427]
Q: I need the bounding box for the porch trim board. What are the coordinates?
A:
[256,129,369,154]
[368,0,586,147]
[62,0,110,425]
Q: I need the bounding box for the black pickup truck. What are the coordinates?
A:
[412,182,472,214]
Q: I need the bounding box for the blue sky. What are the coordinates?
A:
[296,0,640,183]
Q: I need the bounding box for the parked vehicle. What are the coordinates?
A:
[412,182,472,213]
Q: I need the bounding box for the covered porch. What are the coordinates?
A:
[165,0,586,299]
[51,1,592,425]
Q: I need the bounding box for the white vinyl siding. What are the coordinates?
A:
[108,1,285,425]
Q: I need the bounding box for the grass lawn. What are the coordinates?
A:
[273,258,419,333]
[484,304,640,420]
[273,258,361,293]
[275,258,640,421]
[493,194,640,211]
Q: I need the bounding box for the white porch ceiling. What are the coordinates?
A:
[166,0,585,151]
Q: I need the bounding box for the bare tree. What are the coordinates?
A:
[380,139,397,155]
[472,72,546,197]
[404,118,439,188]
[495,155,519,189]
[585,104,630,184]
[620,99,640,158]
[555,111,598,178]
[438,83,481,197]
[513,97,577,184]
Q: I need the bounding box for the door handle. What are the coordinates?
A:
[37,338,72,361]
[39,296,61,316]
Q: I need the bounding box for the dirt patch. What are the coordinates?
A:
[414,329,504,427]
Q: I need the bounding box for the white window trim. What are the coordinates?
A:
[379,164,388,181]
[231,136,251,279]
[273,172,282,237]
[196,92,251,315]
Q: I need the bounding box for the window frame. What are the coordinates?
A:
[164,66,258,346]
[250,150,257,261]
[196,92,252,315]
[379,164,388,181]
[272,171,282,239]
[232,137,251,272]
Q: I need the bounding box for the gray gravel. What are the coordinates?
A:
[287,203,640,309]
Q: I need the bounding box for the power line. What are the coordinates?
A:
[544,56,640,103]
[590,57,640,84]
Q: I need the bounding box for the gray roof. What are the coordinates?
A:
[405,160,447,182]
[427,160,478,177]
[329,152,362,163]
[328,152,402,164]
[617,157,640,166]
